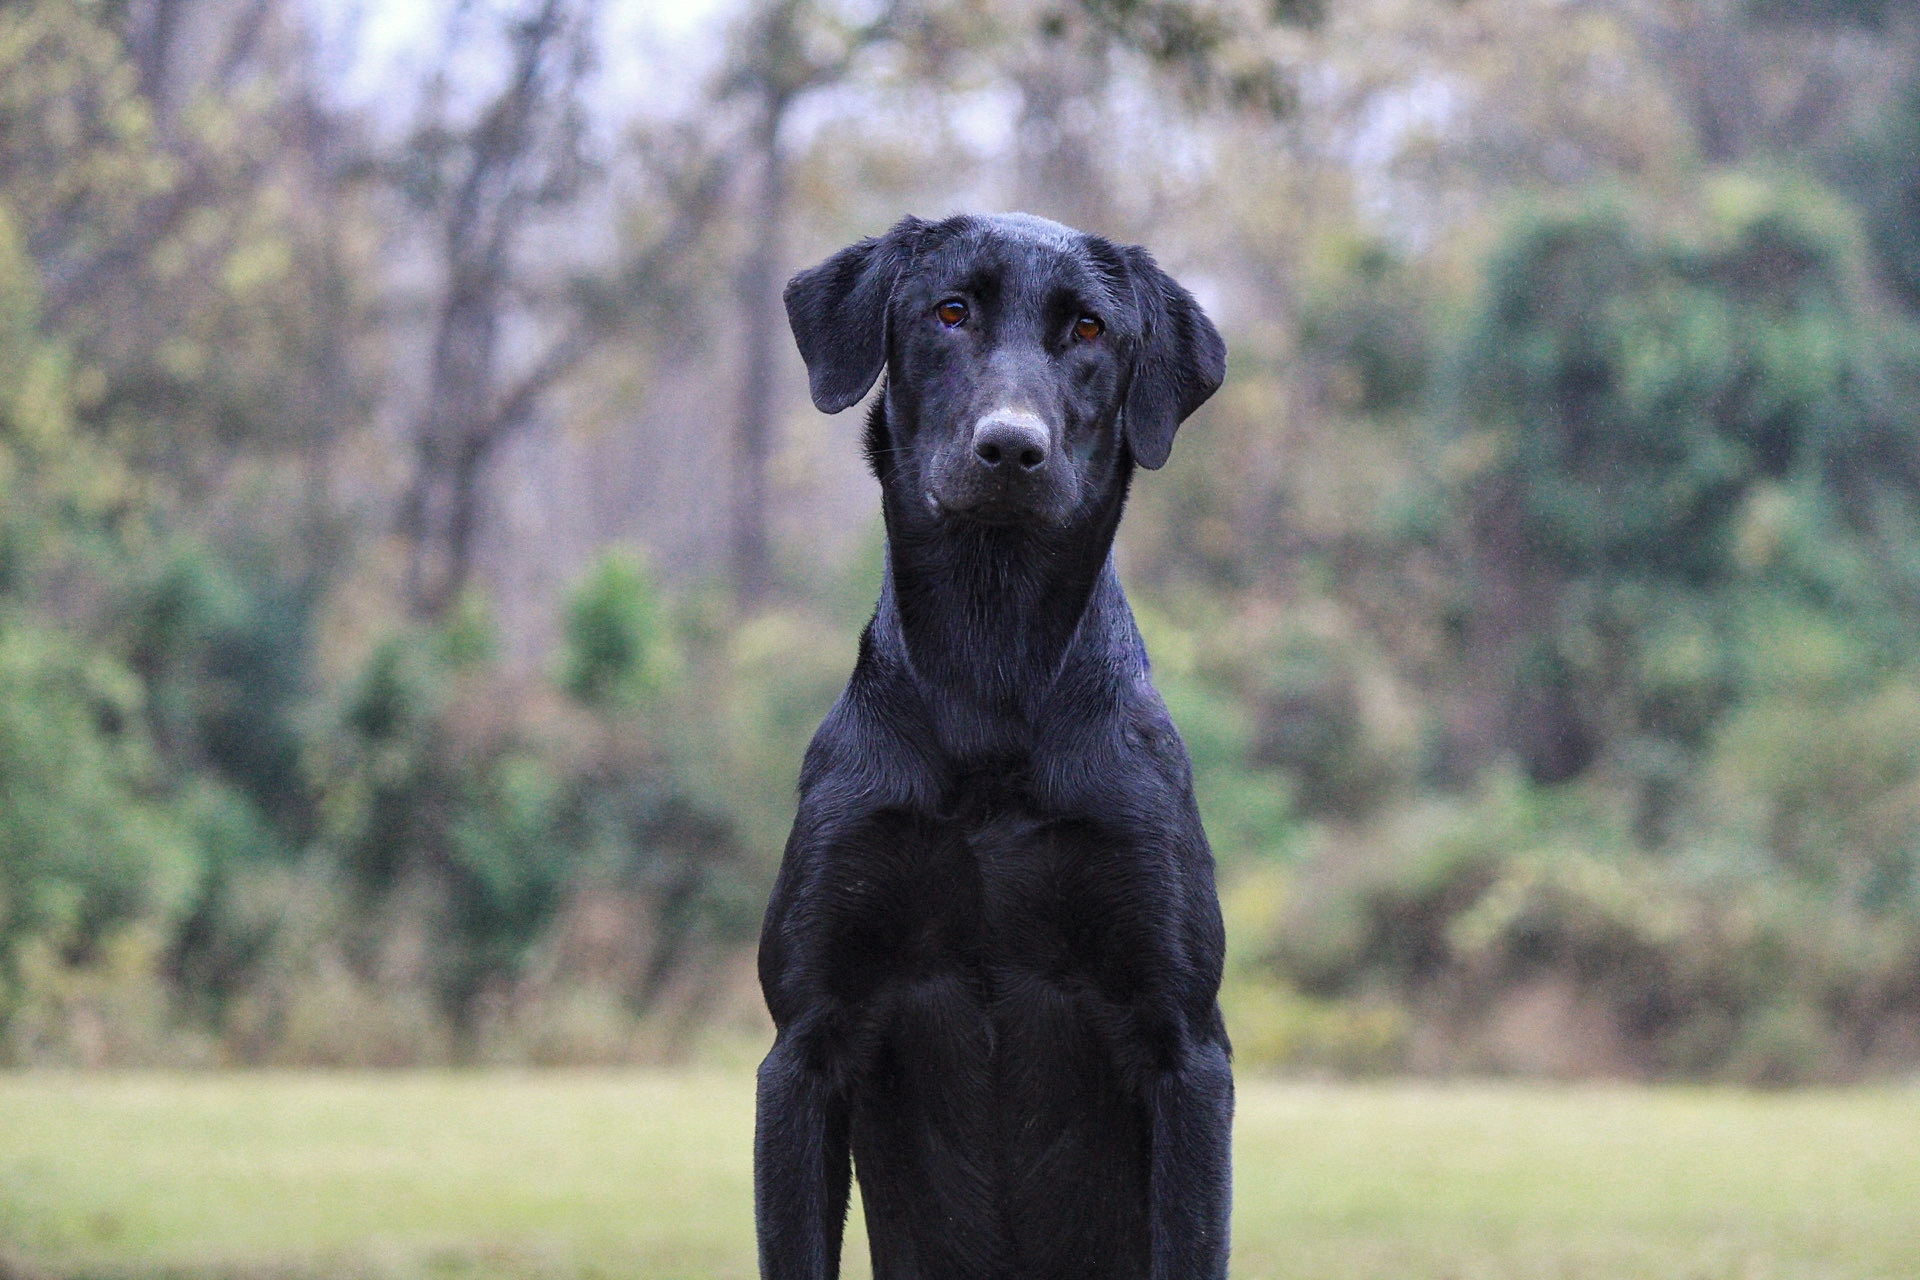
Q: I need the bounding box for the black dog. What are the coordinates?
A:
[756,212,1231,1280]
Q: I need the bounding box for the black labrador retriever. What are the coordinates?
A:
[756,212,1231,1280]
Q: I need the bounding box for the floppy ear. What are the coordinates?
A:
[1121,246,1227,469]
[784,216,925,414]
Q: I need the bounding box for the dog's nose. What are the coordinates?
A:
[972,412,1049,472]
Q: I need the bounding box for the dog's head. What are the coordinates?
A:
[784,213,1225,528]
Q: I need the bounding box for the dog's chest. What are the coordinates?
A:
[827,793,1143,1009]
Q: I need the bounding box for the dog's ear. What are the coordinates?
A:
[1120,247,1226,470]
[784,216,925,414]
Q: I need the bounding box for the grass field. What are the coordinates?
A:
[2,1071,1917,1280]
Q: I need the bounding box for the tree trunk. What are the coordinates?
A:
[731,105,788,610]
[404,253,503,618]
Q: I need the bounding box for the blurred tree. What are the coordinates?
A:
[1445,178,1920,827]
[1640,0,1910,171]
[0,0,364,525]
[396,0,601,619]
[558,548,668,709]
[0,142,202,1051]
[0,0,380,1049]
[393,0,725,620]
[1070,0,1310,114]
[716,0,912,608]
[1744,0,1897,28]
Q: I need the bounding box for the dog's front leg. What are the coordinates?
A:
[1147,1028,1234,1280]
[755,1026,853,1280]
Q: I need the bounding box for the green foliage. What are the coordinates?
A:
[1261,780,1920,1083]
[0,619,201,1028]
[559,550,668,709]
[0,0,360,509]
[303,597,753,1032]
[0,0,173,292]
[445,751,571,994]
[0,111,216,1059]
[1137,604,1297,858]
[316,618,573,1011]
[1857,68,1920,318]
[1299,239,1434,416]
[127,544,317,830]
[0,200,129,588]
[1462,178,1904,580]
[1699,676,1920,910]
[1446,177,1920,793]
[1141,596,1414,836]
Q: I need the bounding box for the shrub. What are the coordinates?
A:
[1251,780,1920,1082]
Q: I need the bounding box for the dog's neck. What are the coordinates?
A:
[869,411,1136,762]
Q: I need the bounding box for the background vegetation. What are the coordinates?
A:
[5,0,1920,1086]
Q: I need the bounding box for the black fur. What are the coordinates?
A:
[757,213,1231,1280]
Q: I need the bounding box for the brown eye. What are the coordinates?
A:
[935,299,968,327]
[1074,314,1104,341]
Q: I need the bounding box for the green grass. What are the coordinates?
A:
[2,1072,1917,1280]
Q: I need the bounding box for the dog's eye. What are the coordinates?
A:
[935,299,968,327]
[1073,315,1104,341]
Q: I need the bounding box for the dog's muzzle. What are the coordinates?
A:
[927,409,1076,524]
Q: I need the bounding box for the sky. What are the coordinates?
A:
[305,0,736,125]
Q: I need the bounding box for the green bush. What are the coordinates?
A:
[0,617,206,1062]
[559,550,671,710]
[1298,237,1435,416]
[1443,175,1920,803]
[1251,780,1920,1082]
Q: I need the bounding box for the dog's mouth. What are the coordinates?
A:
[925,444,1080,527]
[926,486,1065,527]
